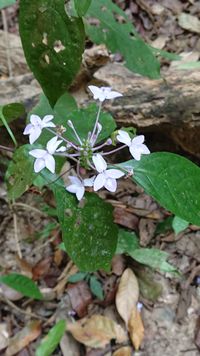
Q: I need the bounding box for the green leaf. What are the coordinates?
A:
[68,272,88,283]
[0,0,16,10]
[137,269,162,302]
[130,248,177,273]
[54,187,118,271]
[86,0,160,79]
[155,216,173,235]
[176,61,200,70]
[118,153,200,226]
[36,320,66,356]
[116,229,139,254]
[89,275,104,300]
[0,273,42,300]
[0,106,17,146]
[19,0,85,106]
[172,216,189,235]
[74,0,92,16]
[0,103,25,126]
[6,144,37,200]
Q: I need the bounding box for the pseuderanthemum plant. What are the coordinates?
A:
[23,86,150,200]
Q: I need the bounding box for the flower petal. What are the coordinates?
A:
[66,184,79,194]
[34,158,45,173]
[93,173,106,191]
[46,136,62,154]
[88,85,103,100]
[45,153,55,173]
[30,114,42,125]
[105,90,122,100]
[116,130,131,146]
[42,115,54,123]
[129,146,142,161]
[29,127,42,144]
[68,176,82,186]
[132,135,145,145]
[104,177,117,192]
[23,124,33,135]
[92,154,107,173]
[29,149,46,158]
[56,146,66,152]
[84,176,96,187]
[76,186,85,201]
[106,169,124,179]
[139,143,150,155]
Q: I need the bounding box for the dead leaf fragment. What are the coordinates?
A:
[178,13,200,34]
[5,321,41,356]
[67,280,92,317]
[128,306,144,351]
[116,268,139,326]
[113,346,132,356]
[0,323,9,351]
[67,315,127,349]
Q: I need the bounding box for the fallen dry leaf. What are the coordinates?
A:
[115,268,139,326]
[0,323,9,351]
[5,321,41,356]
[113,346,132,356]
[67,280,92,317]
[178,13,200,34]
[128,306,144,351]
[67,315,127,349]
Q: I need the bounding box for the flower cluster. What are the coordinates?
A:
[24,86,150,200]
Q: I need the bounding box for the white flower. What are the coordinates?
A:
[117,130,150,161]
[29,136,66,174]
[66,176,95,201]
[88,85,122,102]
[92,154,124,192]
[23,114,56,144]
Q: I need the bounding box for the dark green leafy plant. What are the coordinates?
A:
[19,0,85,106]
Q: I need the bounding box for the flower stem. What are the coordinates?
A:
[45,127,79,151]
[101,144,127,156]
[90,102,102,146]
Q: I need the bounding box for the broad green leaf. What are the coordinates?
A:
[130,248,177,273]
[19,0,85,106]
[172,216,189,235]
[86,0,160,79]
[89,276,104,300]
[68,272,88,283]
[118,153,200,226]
[0,0,16,9]
[36,320,66,356]
[0,102,25,147]
[0,103,25,126]
[54,187,118,271]
[6,144,37,200]
[116,229,139,255]
[74,0,92,16]
[0,273,42,300]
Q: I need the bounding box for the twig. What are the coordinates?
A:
[1,9,13,77]
[0,295,47,321]
[13,211,22,259]
[13,202,48,216]
[0,144,14,152]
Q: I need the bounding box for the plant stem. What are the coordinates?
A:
[101,144,127,156]
[90,102,102,146]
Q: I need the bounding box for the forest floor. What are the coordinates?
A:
[0,1,200,355]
